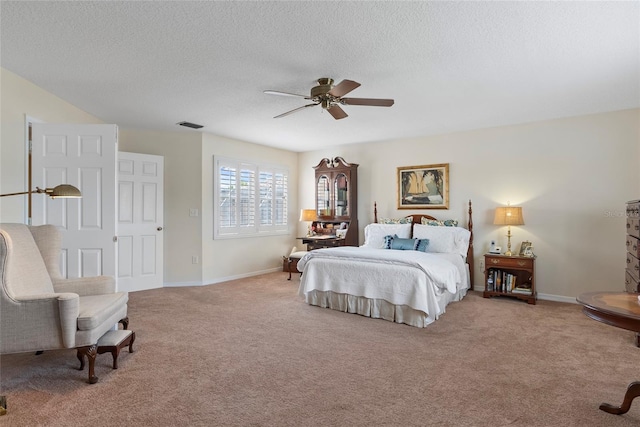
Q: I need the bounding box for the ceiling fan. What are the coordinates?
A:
[264,78,394,120]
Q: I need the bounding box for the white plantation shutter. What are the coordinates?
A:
[259,170,273,226]
[274,171,288,226]
[239,165,256,228]
[214,156,288,239]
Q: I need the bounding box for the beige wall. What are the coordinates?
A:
[298,109,640,302]
[3,66,639,300]
[201,133,299,284]
[0,67,299,286]
[0,68,104,221]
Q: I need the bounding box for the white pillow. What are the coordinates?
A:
[412,224,470,257]
[363,223,412,249]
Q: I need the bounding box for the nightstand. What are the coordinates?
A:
[483,253,536,304]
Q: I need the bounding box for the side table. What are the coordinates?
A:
[483,253,536,304]
[577,291,640,415]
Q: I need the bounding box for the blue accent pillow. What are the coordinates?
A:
[391,237,417,250]
[384,235,430,252]
[383,234,397,249]
[413,238,430,252]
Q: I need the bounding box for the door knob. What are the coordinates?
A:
[157,227,163,231]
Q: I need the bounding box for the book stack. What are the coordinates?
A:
[511,285,533,295]
[486,268,531,294]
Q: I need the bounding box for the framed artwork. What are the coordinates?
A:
[518,241,532,257]
[524,246,535,257]
[397,163,449,209]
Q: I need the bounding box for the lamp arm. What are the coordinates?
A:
[0,191,30,197]
[0,187,47,197]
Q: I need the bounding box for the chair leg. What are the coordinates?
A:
[76,344,99,384]
[119,316,129,330]
[288,259,293,280]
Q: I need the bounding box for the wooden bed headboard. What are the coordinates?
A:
[373,200,475,288]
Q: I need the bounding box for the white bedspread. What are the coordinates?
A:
[297,247,463,317]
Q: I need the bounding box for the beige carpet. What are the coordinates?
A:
[1,272,639,426]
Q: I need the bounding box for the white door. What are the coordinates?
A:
[31,123,118,279]
[117,152,164,292]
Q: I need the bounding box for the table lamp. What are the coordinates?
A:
[299,209,318,237]
[493,205,524,256]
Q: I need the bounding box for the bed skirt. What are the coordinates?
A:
[304,290,465,328]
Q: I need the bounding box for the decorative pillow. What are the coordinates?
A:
[421,218,459,227]
[378,216,413,224]
[383,234,397,249]
[413,238,430,252]
[412,223,470,256]
[362,223,412,249]
[383,235,429,252]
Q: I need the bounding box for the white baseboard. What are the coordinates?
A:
[471,286,578,304]
[164,267,282,288]
[163,281,205,288]
[536,293,578,304]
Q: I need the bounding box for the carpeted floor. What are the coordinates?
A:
[1,272,639,426]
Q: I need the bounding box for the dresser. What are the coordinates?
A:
[625,200,640,293]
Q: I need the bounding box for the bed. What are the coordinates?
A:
[297,200,474,327]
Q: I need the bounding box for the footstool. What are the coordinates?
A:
[97,329,135,369]
[287,250,308,280]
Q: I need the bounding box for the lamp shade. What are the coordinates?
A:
[0,184,82,199]
[299,209,317,222]
[45,184,82,199]
[493,206,524,226]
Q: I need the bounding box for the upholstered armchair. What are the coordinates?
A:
[0,223,129,383]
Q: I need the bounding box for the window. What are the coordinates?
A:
[214,156,289,239]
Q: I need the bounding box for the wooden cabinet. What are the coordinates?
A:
[299,236,346,251]
[625,200,640,292]
[483,253,536,304]
[312,157,359,247]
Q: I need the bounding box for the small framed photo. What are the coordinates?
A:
[524,246,534,257]
[519,241,532,257]
[397,163,449,209]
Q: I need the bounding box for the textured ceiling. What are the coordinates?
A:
[1,1,638,152]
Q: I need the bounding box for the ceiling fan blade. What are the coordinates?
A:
[328,79,361,97]
[273,103,318,118]
[327,105,348,120]
[264,90,310,99]
[340,97,395,107]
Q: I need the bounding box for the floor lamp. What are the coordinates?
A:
[0,184,82,220]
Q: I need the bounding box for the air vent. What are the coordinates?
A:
[177,121,203,129]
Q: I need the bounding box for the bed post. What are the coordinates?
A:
[467,200,474,289]
[374,201,378,224]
